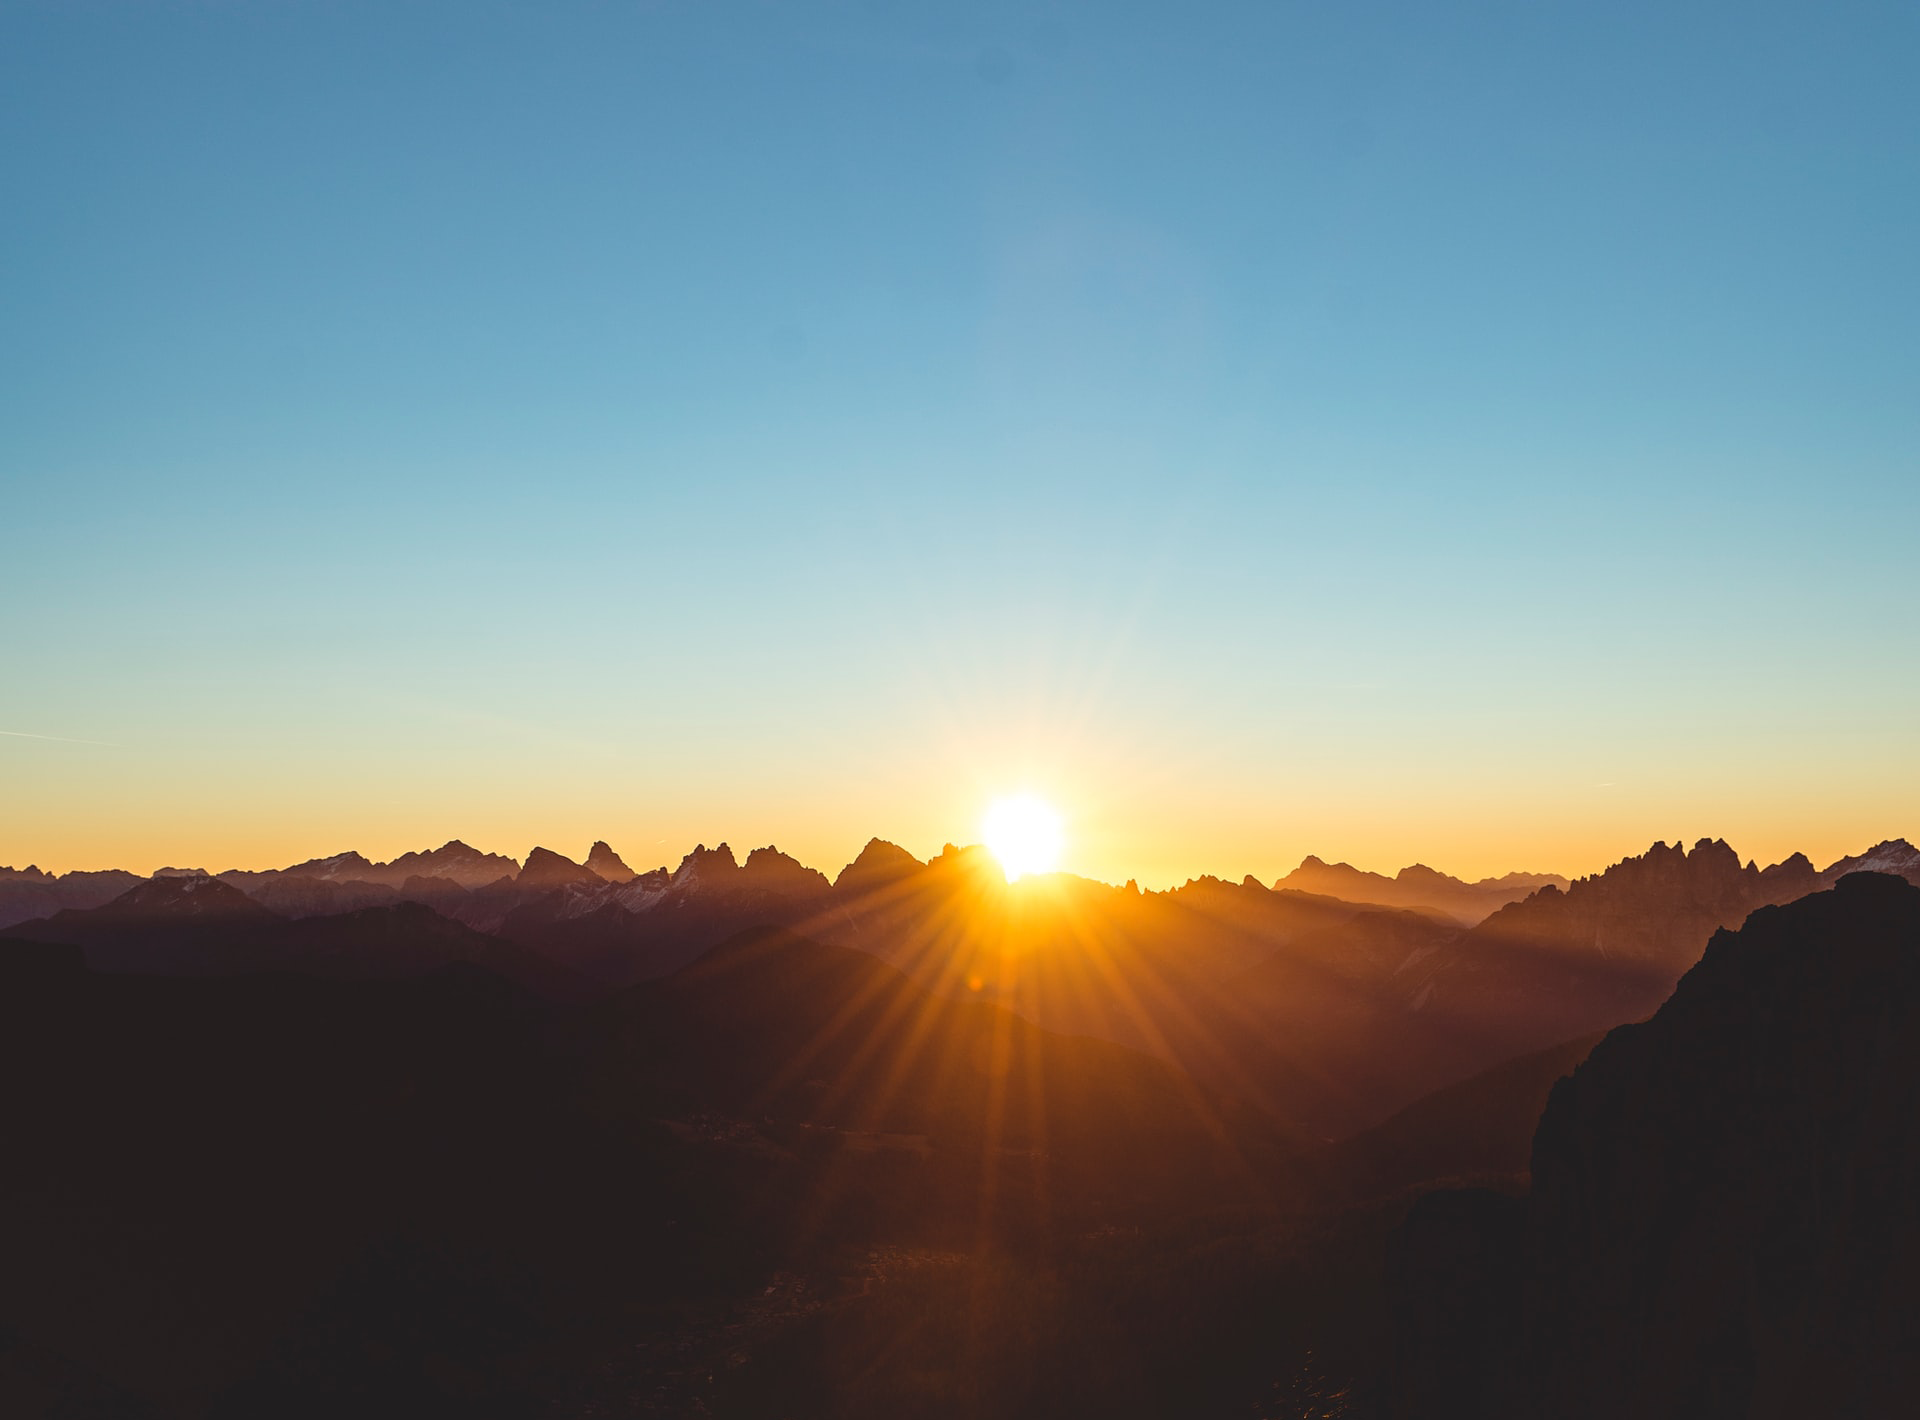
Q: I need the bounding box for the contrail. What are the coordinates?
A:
[0,728,122,747]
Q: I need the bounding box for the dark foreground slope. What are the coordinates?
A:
[0,926,1325,1420]
[1389,872,1920,1419]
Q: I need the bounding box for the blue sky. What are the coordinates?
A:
[4,0,1917,882]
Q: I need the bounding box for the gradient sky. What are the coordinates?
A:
[4,0,1917,886]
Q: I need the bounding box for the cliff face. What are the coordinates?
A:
[1522,870,1920,1419]
[1389,873,1920,1418]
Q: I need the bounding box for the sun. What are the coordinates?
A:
[981,794,1064,882]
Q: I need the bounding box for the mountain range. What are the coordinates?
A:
[5,834,1915,1136]
[3,831,1918,1417]
[1272,857,1569,924]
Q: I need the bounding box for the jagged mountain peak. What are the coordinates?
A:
[1759,851,1819,890]
[1276,854,1565,925]
[1563,837,1749,890]
[380,840,523,888]
[1823,838,1920,883]
[673,843,739,885]
[283,851,377,881]
[740,846,833,895]
[584,840,635,884]
[114,874,278,919]
[518,846,602,891]
[833,838,924,890]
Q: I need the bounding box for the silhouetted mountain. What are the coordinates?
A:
[278,850,378,881]
[676,840,737,882]
[63,830,1894,1136]
[8,827,1918,1417]
[737,844,833,896]
[779,836,1895,1131]
[205,842,526,922]
[11,843,1500,1133]
[2,879,587,1000]
[1470,837,1810,970]
[99,872,269,918]
[1275,856,1567,924]
[788,849,1587,1133]
[3,874,286,974]
[10,832,1909,1142]
[515,845,602,891]
[373,839,522,888]
[1389,872,1920,1418]
[831,836,924,892]
[0,864,143,929]
[583,839,634,883]
[227,840,521,895]
[487,839,834,981]
[1820,836,1920,886]
[1364,838,1827,1086]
